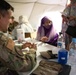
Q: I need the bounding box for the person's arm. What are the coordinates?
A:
[0,31,36,72]
[47,33,58,46]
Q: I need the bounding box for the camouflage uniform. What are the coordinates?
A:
[0,31,36,74]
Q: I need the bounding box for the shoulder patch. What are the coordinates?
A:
[6,38,15,51]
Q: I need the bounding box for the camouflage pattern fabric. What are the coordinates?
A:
[0,31,36,73]
[31,60,63,75]
[62,3,76,26]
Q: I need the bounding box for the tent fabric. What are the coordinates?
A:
[5,0,67,30]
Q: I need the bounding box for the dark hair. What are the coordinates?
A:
[0,0,14,16]
[11,16,14,19]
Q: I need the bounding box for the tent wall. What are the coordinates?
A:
[5,0,67,30]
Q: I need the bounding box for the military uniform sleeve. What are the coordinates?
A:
[0,31,36,72]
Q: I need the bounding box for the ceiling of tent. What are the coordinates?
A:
[5,0,68,30]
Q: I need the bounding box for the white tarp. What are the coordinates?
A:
[5,0,68,32]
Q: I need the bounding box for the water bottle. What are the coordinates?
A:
[57,32,64,48]
[68,38,76,65]
[58,48,68,65]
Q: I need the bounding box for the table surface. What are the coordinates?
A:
[14,38,75,75]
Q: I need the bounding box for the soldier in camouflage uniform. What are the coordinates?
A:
[62,0,76,50]
[0,0,36,74]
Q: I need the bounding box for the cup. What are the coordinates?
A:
[17,29,25,41]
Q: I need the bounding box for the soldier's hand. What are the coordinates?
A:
[22,42,31,49]
[22,42,37,50]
